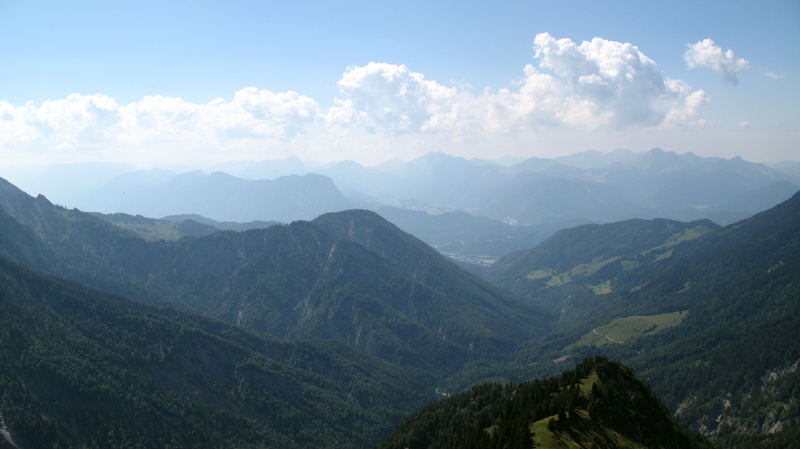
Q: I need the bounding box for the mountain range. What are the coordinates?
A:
[0,166,798,447]
[316,148,798,227]
[4,148,796,265]
[69,171,352,223]
[0,176,548,376]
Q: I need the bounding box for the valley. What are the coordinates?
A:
[0,150,798,448]
[2,5,799,447]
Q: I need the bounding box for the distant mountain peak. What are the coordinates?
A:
[416,151,464,163]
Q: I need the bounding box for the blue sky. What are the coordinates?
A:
[0,0,798,166]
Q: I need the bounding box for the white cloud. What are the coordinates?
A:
[0,88,319,162]
[329,33,706,137]
[0,33,710,166]
[0,94,120,151]
[684,39,750,85]
[327,62,458,134]
[764,71,783,80]
[529,33,706,128]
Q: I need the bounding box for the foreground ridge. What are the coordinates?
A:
[377,357,712,449]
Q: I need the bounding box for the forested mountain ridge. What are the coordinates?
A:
[489,190,800,443]
[0,255,430,449]
[2,173,798,447]
[91,211,280,241]
[376,357,712,449]
[313,209,535,328]
[489,217,720,326]
[0,176,549,375]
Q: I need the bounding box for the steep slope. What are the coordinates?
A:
[491,191,800,442]
[313,210,550,351]
[0,256,429,449]
[376,357,711,449]
[0,203,50,268]
[489,217,720,327]
[611,190,800,440]
[0,177,548,375]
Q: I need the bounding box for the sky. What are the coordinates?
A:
[0,0,798,168]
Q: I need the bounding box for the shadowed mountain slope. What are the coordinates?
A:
[0,255,429,449]
[0,177,549,375]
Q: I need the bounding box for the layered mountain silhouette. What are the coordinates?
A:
[71,171,352,222]
[1,171,798,447]
[7,148,795,265]
[319,149,798,227]
[0,255,429,449]
[0,176,548,375]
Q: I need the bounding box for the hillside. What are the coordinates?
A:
[0,177,549,376]
[376,357,712,449]
[489,191,800,442]
[489,217,720,328]
[0,255,429,449]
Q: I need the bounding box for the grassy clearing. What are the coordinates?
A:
[588,280,612,295]
[530,256,622,288]
[527,269,555,280]
[531,409,647,449]
[579,372,600,397]
[530,414,562,449]
[567,310,688,350]
[569,256,621,277]
[663,227,711,246]
[546,272,572,287]
[620,260,640,271]
[653,248,673,262]
[642,226,714,256]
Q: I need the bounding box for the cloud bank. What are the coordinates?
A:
[684,39,750,85]
[1,33,708,165]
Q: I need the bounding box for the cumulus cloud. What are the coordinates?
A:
[532,33,707,128]
[0,88,319,161]
[684,39,750,85]
[1,33,709,165]
[0,94,120,151]
[330,33,706,137]
[326,62,458,134]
